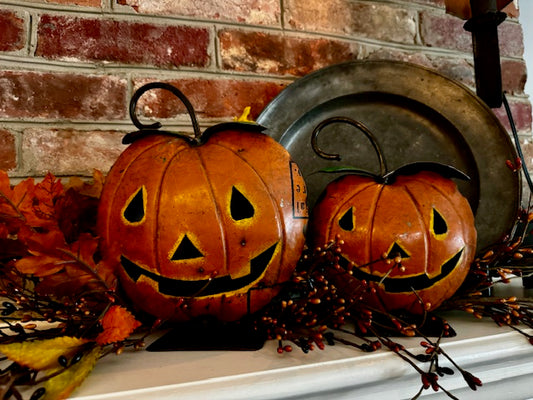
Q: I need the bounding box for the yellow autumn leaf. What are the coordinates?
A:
[0,336,88,370]
[43,345,102,400]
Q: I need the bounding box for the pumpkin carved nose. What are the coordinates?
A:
[170,234,204,261]
[387,242,410,259]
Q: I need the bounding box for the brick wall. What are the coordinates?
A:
[0,0,530,182]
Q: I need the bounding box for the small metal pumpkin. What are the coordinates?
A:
[97,83,308,322]
[308,117,477,314]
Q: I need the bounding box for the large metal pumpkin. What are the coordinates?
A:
[97,83,308,321]
[308,117,476,314]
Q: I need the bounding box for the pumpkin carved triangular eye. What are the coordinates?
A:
[339,207,354,231]
[171,234,204,260]
[123,186,145,224]
[387,242,410,259]
[432,208,448,236]
[230,186,254,221]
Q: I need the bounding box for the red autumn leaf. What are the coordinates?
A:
[96,305,141,345]
[0,171,63,231]
[32,172,63,222]
[2,167,117,300]
[55,188,99,243]
[0,172,28,226]
[12,178,41,227]
[17,225,67,255]
[15,231,116,297]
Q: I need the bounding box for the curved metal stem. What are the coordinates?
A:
[129,82,202,140]
[311,116,388,176]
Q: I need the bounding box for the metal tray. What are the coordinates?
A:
[257,60,520,250]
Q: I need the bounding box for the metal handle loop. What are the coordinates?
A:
[129,82,202,140]
[311,116,387,176]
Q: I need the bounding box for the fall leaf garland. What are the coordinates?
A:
[0,167,532,400]
[0,170,145,400]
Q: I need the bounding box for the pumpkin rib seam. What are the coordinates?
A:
[155,143,189,276]
[195,147,229,279]
[211,140,286,285]
[103,138,166,262]
[403,184,430,276]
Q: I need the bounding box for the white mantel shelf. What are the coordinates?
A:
[72,285,533,400]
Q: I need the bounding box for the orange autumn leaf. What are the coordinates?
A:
[0,171,29,224]
[17,225,66,254]
[0,171,63,231]
[15,253,66,277]
[15,227,69,277]
[65,169,105,199]
[15,232,116,295]
[32,172,63,221]
[96,305,141,345]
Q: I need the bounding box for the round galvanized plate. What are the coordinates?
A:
[257,60,520,250]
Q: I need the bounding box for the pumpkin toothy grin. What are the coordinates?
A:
[339,248,464,293]
[120,242,278,297]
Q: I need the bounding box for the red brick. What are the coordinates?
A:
[219,29,357,76]
[36,15,210,68]
[22,128,126,175]
[131,78,287,121]
[429,57,475,88]
[420,11,472,53]
[365,48,475,88]
[498,21,523,58]
[116,0,280,26]
[413,0,445,6]
[501,59,526,94]
[0,71,127,120]
[492,99,532,134]
[19,0,101,5]
[285,0,416,44]
[0,10,26,52]
[0,129,16,171]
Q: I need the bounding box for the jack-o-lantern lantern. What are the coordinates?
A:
[308,117,476,314]
[97,82,308,322]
